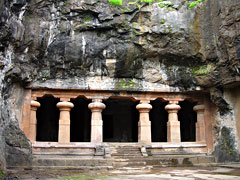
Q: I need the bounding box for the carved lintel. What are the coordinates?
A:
[162,97,184,103]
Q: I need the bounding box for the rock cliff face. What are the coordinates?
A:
[0,0,240,169]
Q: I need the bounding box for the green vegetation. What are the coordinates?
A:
[115,79,136,89]
[108,0,206,9]
[192,64,213,75]
[82,17,93,23]
[0,169,5,179]
[109,0,123,6]
[188,0,208,9]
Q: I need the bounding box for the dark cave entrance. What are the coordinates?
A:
[150,99,168,142]
[36,96,60,142]
[102,98,139,142]
[70,97,91,142]
[178,100,197,142]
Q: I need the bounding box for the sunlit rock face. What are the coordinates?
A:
[0,0,240,168]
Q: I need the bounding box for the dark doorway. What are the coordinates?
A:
[150,99,168,142]
[36,96,60,142]
[102,98,139,142]
[70,97,91,142]
[178,100,197,142]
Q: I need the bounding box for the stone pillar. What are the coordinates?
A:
[136,101,152,144]
[193,105,206,142]
[165,103,181,142]
[57,101,74,143]
[88,99,106,143]
[29,100,40,142]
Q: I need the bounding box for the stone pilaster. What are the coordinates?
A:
[165,103,181,142]
[88,99,106,143]
[136,101,152,144]
[29,100,40,142]
[57,101,74,143]
[193,105,206,142]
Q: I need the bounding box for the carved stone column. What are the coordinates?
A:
[57,101,74,143]
[88,99,106,143]
[29,100,40,142]
[193,105,206,142]
[136,101,152,144]
[165,103,181,142]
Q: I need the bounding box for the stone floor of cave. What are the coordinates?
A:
[5,165,240,180]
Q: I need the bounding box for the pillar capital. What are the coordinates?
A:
[165,104,181,113]
[31,100,40,111]
[193,105,205,112]
[169,100,179,104]
[136,103,152,112]
[88,101,106,111]
[57,101,74,110]
[165,103,181,110]
[60,97,71,102]
[139,99,151,104]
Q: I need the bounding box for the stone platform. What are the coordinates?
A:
[5,143,217,171]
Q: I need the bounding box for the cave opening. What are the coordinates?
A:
[36,96,60,142]
[178,100,197,142]
[102,98,139,142]
[70,97,91,142]
[150,99,168,142]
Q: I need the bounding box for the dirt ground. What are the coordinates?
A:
[2,166,240,180]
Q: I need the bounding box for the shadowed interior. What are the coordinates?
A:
[102,98,139,142]
[36,96,60,142]
[70,97,91,142]
[178,100,197,142]
[150,99,168,142]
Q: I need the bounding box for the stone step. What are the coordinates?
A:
[30,165,113,171]
[146,156,216,167]
[150,152,208,156]
[113,150,141,153]
[112,152,142,155]
[114,166,153,171]
[111,157,146,161]
[111,155,216,167]
[112,149,141,152]
[112,161,147,167]
[111,155,142,158]
[113,147,140,150]
[111,149,140,152]
[32,158,110,167]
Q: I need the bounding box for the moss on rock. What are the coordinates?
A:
[214,126,240,163]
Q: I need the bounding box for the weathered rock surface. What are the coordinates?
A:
[0,0,240,168]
